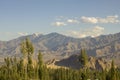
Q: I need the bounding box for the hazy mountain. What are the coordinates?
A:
[0,32,120,65]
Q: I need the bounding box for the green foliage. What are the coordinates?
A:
[38,50,44,80]
[20,38,34,56]
[106,60,119,80]
[38,50,43,66]
[79,49,88,67]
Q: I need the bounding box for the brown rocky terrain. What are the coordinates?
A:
[54,54,113,70]
[0,32,120,67]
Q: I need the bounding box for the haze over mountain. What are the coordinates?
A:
[0,32,120,66]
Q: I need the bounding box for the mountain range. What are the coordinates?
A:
[0,32,120,67]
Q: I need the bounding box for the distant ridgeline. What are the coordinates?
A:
[0,32,120,66]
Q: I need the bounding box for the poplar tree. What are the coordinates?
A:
[110,60,116,80]
[38,50,44,80]
[79,49,88,67]
[20,38,34,79]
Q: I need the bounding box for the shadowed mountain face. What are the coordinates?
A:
[0,32,120,64]
[54,54,112,70]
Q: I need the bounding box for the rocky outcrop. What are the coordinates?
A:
[87,57,111,70]
[54,54,112,70]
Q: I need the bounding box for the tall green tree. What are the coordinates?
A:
[106,60,117,80]
[110,60,116,80]
[4,57,11,79]
[79,49,88,67]
[20,38,34,79]
[38,50,44,80]
[20,38,34,57]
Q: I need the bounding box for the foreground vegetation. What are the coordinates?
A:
[0,38,120,80]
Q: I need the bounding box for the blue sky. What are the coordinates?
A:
[0,0,120,40]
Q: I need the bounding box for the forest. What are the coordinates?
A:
[0,38,120,80]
